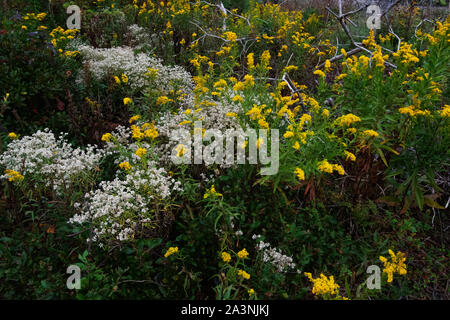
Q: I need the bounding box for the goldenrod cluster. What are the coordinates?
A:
[317,160,345,175]
[379,249,407,283]
[203,185,223,199]
[304,272,340,296]
[221,252,231,263]
[237,248,249,259]
[164,246,179,258]
[130,122,159,141]
[4,169,24,182]
[237,269,250,280]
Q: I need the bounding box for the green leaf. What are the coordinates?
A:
[414,186,424,211]
[375,147,388,167]
[423,197,445,209]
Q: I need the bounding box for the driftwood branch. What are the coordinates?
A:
[318,0,404,70]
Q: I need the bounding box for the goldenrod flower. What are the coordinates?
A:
[379,249,407,283]
[221,252,231,263]
[131,125,144,140]
[144,123,159,140]
[175,144,188,157]
[203,185,223,199]
[294,168,305,181]
[313,70,325,78]
[101,133,112,142]
[318,159,334,173]
[121,73,128,84]
[284,131,294,139]
[129,115,141,124]
[260,50,271,66]
[256,137,264,149]
[119,162,131,171]
[335,114,361,126]
[304,272,340,296]
[243,74,255,88]
[136,148,147,158]
[324,59,332,72]
[344,151,356,162]
[179,120,191,126]
[362,130,379,137]
[213,79,227,89]
[164,246,179,258]
[247,53,255,69]
[237,248,249,259]
[223,31,237,42]
[237,269,250,280]
[233,81,245,91]
[438,105,450,117]
[4,169,24,182]
[333,164,345,175]
[156,96,173,105]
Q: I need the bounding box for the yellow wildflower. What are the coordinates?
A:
[164,246,179,258]
[344,151,356,162]
[232,95,243,103]
[175,144,188,157]
[136,148,147,158]
[333,164,345,175]
[284,131,294,139]
[294,168,305,181]
[4,169,24,182]
[101,133,112,142]
[379,250,407,283]
[223,31,237,42]
[335,114,361,126]
[304,272,340,296]
[247,53,255,69]
[237,248,249,259]
[362,130,379,137]
[119,162,131,171]
[318,159,334,173]
[313,70,325,78]
[129,115,141,124]
[233,81,245,91]
[131,125,144,140]
[237,269,250,280]
[438,105,450,117]
[121,74,129,84]
[256,137,263,149]
[203,185,223,199]
[221,252,231,263]
[156,96,173,105]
